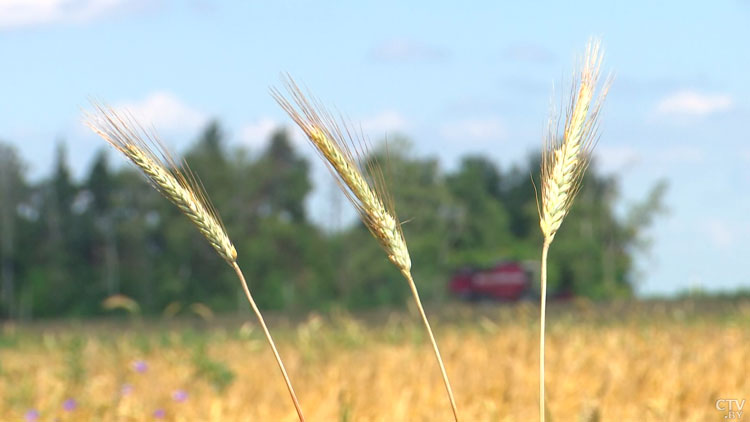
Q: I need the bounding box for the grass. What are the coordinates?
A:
[2,300,749,421]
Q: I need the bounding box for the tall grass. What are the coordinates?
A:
[273,77,460,421]
[85,105,306,421]
[537,39,611,422]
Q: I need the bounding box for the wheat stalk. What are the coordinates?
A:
[85,104,306,422]
[537,39,611,422]
[272,77,460,422]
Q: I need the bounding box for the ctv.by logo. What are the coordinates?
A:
[716,399,746,419]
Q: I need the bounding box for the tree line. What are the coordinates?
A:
[0,122,666,318]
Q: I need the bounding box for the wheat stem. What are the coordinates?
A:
[539,239,551,422]
[403,269,459,422]
[231,262,305,422]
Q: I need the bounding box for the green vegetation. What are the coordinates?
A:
[0,125,664,318]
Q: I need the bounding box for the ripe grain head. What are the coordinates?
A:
[271,78,411,272]
[85,104,237,264]
[540,39,612,242]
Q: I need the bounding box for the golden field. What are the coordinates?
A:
[1,300,749,422]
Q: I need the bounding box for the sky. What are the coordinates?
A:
[1,0,749,296]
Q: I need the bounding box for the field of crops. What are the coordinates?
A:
[2,300,749,421]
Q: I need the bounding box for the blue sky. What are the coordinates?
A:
[1,1,749,296]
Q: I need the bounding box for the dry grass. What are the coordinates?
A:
[273,78,459,420]
[2,302,748,422]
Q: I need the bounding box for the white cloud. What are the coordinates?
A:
[655,90,734,117]
[702,219,736,249]
[239,117,311,151]
[593,144,706,174]
[238,111,406,153]
[502,42,555,63]
[371,38,447,62]
[0,0,143,29]
[655,145,704,165]
[240,117,280,148]
[359,110,408,136]
[440,117,507,142]
[115,92,208,133]
[595,146,641,173]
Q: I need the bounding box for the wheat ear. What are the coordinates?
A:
[537,39,611,422]
[272,78,460,422]
[85,105,306,422]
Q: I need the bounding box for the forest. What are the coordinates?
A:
[0,122,666,318]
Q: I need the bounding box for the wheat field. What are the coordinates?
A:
[1,300,749,421]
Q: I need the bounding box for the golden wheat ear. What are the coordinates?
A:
[84,104,306,422]
[539,38,612,242]
[272,77,460,422]
[85,104,237,263]
[271,79,411,273]
[537,38,612,422]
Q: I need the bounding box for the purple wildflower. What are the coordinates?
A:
[153,408,166,419]
[63,398,77,411]
[24,409,39,422]
[120,383,134,396]
[132,360,148,373]
[172,389,189,403]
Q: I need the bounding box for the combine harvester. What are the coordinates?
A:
[449,261,573,302]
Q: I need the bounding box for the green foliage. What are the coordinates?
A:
[191,344,236,393]
[0,143,27,318]
[543,167,667,298]
[64,336,86,386]
[0,123,665,318]
[445,156,515,267]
